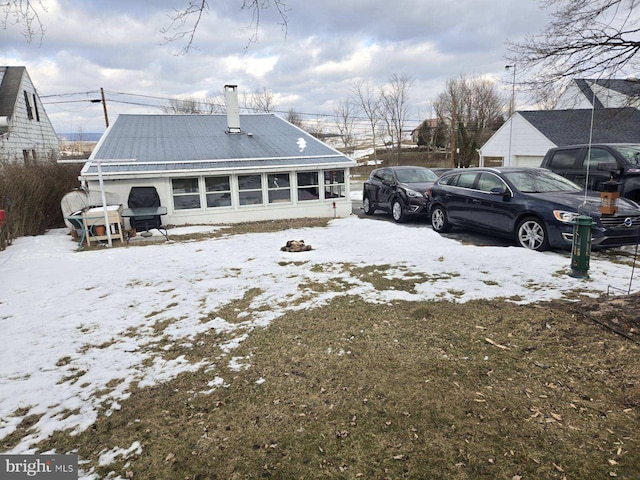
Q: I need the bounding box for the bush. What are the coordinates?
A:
[0,162,83,250]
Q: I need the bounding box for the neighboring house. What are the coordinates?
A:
[479,108,640,167]
[80,85,356,226]
[554,77,640,110]
[0,66,59,164]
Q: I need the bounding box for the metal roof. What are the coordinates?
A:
[86,113,355,175]
[519,108,640,146]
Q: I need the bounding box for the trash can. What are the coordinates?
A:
[569,215,592,279]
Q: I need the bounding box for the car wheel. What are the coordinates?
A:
[431,205,451,233]
[363,196,375,215]
[392,199,405,223]
[516,216,549,251]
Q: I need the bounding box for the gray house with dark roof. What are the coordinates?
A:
[0,66,59,163]
[80,85,356,225]
[479,108,640,167]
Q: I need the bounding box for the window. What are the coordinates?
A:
[297,172,319,201]
[32,94,40,122]
[172,178,201,210]
[583,148,617,169]
[23,91,34,120]
[205,176,231,208]
[267,173,291,204]
[324,170,346,198]
[238,174,263,206]
[549,149,580,169]
[457,172,478,189]
[477,173,505,193]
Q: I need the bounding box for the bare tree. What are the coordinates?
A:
[285,108,305,129]
[333,98,356,154]
[433,75,506,167]
[379,73,413,165]
[2,1,289,52]
[350,79,381,161]
[242,87,278,113]
[1,0,45,44]
[162,95,225,114]
[508,0,640,95]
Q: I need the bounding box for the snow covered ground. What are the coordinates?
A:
[0,212,637,476]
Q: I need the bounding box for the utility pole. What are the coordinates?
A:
[505,65,516,166]
[100,87,109,128]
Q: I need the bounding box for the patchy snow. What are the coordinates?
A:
[0,214,637,474]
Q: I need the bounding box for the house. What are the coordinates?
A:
[80,85,356,226]
[554,77,640,110]
[0,66,59,164]
[479,108,640,167]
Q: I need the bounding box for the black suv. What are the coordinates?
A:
[362,166,438,222]
[540,144,640,202]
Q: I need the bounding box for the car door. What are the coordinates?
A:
[469,172,516,233]
[578,147,620,192]
[444,171,480,225]
[377,169,396,210]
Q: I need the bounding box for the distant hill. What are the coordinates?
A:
[58,132,103,142]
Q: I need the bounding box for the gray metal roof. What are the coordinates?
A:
[519,108,640,146]
[86,113,355,175]
[0,66,25,118]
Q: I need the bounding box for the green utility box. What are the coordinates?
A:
[569,215,592,278]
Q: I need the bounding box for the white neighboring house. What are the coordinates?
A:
[555,77,640,110]
[0,66,59,164]
[479,108,640,168]
[479,77,640,167]
[80,85,356,226]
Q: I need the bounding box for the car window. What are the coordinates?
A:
[382,170,394,183]
[394,168,438,183]
[477,173,506,192]
[548,149,580,169]
[439,174,458,186]
[457,172,478,189]
[503,170,581,193]
[613,145,640,166]
[372,169,384,181]
[583,148,617,169]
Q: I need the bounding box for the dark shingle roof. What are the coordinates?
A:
[86,113,355,175]
[519,108,640,146]
[0,66,25,118]
[574,78,640,107]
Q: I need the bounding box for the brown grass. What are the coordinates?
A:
[25,294,640,479]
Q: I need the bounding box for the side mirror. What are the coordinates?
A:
[490,186,510,197]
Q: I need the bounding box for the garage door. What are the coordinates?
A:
[515,156,544,167]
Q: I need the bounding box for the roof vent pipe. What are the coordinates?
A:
[224,84,242,134]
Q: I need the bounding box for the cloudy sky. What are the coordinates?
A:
[2,0,551,134]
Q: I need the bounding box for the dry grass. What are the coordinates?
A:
[27,294,640,479]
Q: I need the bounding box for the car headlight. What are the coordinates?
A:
[405,188,423,198]
[553,210,580,223]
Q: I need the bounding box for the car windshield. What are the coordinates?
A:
[502,170,582,193]
[614,145,640,166]
[395,168,438,183]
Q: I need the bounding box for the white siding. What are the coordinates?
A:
[554,84,594,109]
[0,69,59,164]
[479,113,556,167]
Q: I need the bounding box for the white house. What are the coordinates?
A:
[479,108,640,167]
[554,77,640,110]
[0,66,59,164]
[80,85,356,226]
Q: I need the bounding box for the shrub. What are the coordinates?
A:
[0,161,83,250]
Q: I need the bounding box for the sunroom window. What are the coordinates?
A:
[297,172,319,201]
[172,178,201,210]
[268,173,291,204]
[324,170,346,198]
[205,176,232,208]
[238,174,263,206]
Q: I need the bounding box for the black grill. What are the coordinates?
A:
[599,215,640,229]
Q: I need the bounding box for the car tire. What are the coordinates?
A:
[363,196,375,215]
[431,205,451,233]
[392,199,405,223]
[516,216,549,251]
